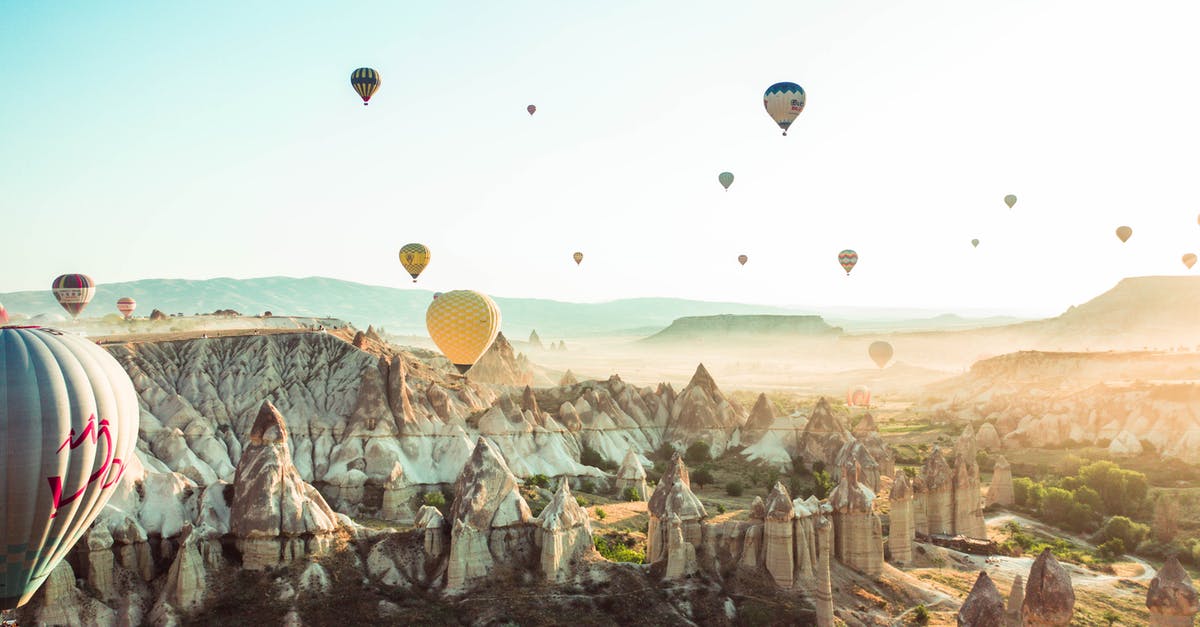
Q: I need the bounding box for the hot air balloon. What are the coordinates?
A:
[1184,253,1197,270]
[971,239,980,248]
[847,385,871,407]
[426,290,501,374]
[573,252,584,266]
[763,82,806,135]
[399,243,430,282]
[0,326,138,609]
[738,254,748,266]
[838,250,858,275]
[350,67,380,105]
[527,104,536,115]
[116,297,136,320]
[718,172,734,191]
[0,303,8,325]
[52,274,95,319]
[433,292,443,300]
[1004,194,1017,209]
[1115,226,1132,243]
[868,341,893,369]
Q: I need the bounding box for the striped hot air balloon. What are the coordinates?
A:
[350,67,380,105]
[116,297,136,320]
[763,82,806,136]
[426,290,501,374]
[399,243,431,282]
[51,274,95,319]
[0,303,8,325]
[573,252,584,266]
[0,326,139,609]
[847,385,871,407]
[838,250,858,275]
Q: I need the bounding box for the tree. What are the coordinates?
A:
[1041,487,1074,525]
[1065,503,1095,533]
[653,442,677,461]
[1100,516,1149,552]
[621,487,641,502]
[685,441,713,465]
[1097,538,1126,560]
[691,468,715,489]
[813,470,835,500]
[423,491,446,509]
[1072,486,1102,512]
[725,481,745,497]
[1153,496,1180,543]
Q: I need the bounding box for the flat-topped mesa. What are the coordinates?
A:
[646,452,707,564]
[1146,556,1200,626]
[666,364,746,454]
[796,397,855,470]
[1021,548,1076,626]
[986,455,1014,507]
[536,479,595,582]
[614,449,648,502]
[741,393,776,444]
[957,571,1006,627]
[833,440,881,492]
[231,400,338,570]
[446,437,535,592]
[828,462,884,577]
[917,446,954,535]
[853,413,895,479]
[763,482,796,588]
[887,472,914,565]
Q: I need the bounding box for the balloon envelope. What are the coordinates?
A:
[738,254,748,266]
[116,297,136,319]
[399,243,431,282]
[527,104,536,115]
[718,172,734,190]
[838,250,858,275]
[0,327,138,609]
[573,252,583,265]
[52,274,95,319]
[971,239,980,248]
[868,341,894,368]
[1004,194,1017,209]
[1184,253,1197,270]
[763,82,806,135]
[0,303,7,325]
[350,67,380,105]
[847,385,871,407]
[1116,226,1132,243]
[426,290,501,373]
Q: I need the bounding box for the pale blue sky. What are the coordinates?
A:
[2,1,1198,315]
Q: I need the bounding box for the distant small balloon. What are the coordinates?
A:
[1184,253,1197,270]
[868,341,894,369]
[527,104,536,115]
[0,303,8,325]
[1115,226,1132,243]
[116,297,137,320]
[350,67,380,106]
[399,243,431,282]
[1004,194,1017,209]
[718,172,734,191]
[738,254,748,266]
[573,252,583,265]
[433,292,443,300]
[838,249,858,275]
[971,239,980,248]
[763,82,806,136]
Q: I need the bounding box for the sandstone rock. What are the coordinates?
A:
[919,446,953,535]
[1021,548,1075,626]
[559,370,578,386]
[888,472,914,565]
[1146,556,1199,626]
[828,462,884,577]
[815,514,834,627]
[833,439,881,492]
[416,505,447,557]
[1006,574,1024,627]
[615,448,649,501]
[160,524,222,613]
[741,393,775,444]
[664,513,698,580]
[28,561,117,627]
[853,413,895,479]
[470,332,535,386]
[986,456,1014,507]
[528,329,544,349]
[647,452,707,564]
[957,571,1005,626]
[763,482,795,588]
[976,422,1002,451]
[954,448,987,538]
[536,479,595,582]
[299,561,331,594]
[1109,430,1144,455]
[796,398,854,470]
[231,401,338,570]
[666,363,746,454]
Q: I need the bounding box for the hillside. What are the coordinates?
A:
[641,314,842,343]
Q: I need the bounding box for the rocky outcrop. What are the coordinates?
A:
[917,447,954,535]
[559,370,578,386]
[230,401,338,570]
[796,398,854,470]
[470,332,536,386]
[1021,548,1075,626]
[536,479,595,582]
[1109,430,1144,456]
[852,413,895,479]
[828,462,884,577]
[888,472,914,564]
[446,437,535,592]
[528,329,544,349]
[615,448,649,501]
[647,453,707,564]
[741,393,775,444]
[664,513,699,581]
[763,482,795,588]
[1006,574,1024,627]
[25,561,117,627]
[833,440,881,492]
[986,456,1013,507]
[665,364,746,454]
[957,571,1005,627]
[1146,556,1199,626]
[953,426,987,538]
[976,422,1001,451]
[815,514,834,627]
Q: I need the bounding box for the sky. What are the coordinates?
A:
[2,1,1198,317]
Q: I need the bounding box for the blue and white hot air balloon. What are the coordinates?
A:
[0,327,138,609]
[763,82,806,136]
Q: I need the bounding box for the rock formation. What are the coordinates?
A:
[986,455,1014,507]
[741,393,775,444]
[665,363,746,454]
[796,398,854,470]
[888,472,914,564]
[828,461,884,577]
[763,482,795,588]
[852,413,895,479]
[536,479,595,582]
[663,513,699,580]
[1006,574,1024,627]
[976,422,1001,451]
[446,437,535,592]
[646,452,707,564]
[957,571,1006,627]
[917,446,954,535]
[615,448,649,501]
[470,332,536,386]
[833,439,881,492]
[230,400,338,570]
[1146,556,1199,626]
[559,369,578,386]
[528,329,544,349]
[1021,548,1075,626]
[953,426,987,538]
[416,505,447,558]
[815,514,835,627]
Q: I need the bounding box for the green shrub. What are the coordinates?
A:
[1098,538,1126,560]
[654,442,677,461]
[581,445,618,472]
[422,491,446,508]
[577,479,595,494]
[575,496,588,507]
[595,508,607,520]
[1099,516,1149,551]
[812,470,835,500]
[622,487,641,502]
[527,474,550,489]
[717,504,726,515]
[685,442,712,465]
[594,535,645,564]
[691,468,715,489]
[912,604,930,624]
[725,481,744,497]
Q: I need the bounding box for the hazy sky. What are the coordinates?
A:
[2,1,1198,316]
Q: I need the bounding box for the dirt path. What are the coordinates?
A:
[986,512,1156,584]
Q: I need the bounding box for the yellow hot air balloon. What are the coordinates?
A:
[399,243,430,282]
[1115,226,1132,243]
[1184,253,1197,270]
[573,252,583,265]
[426,290,501,374]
